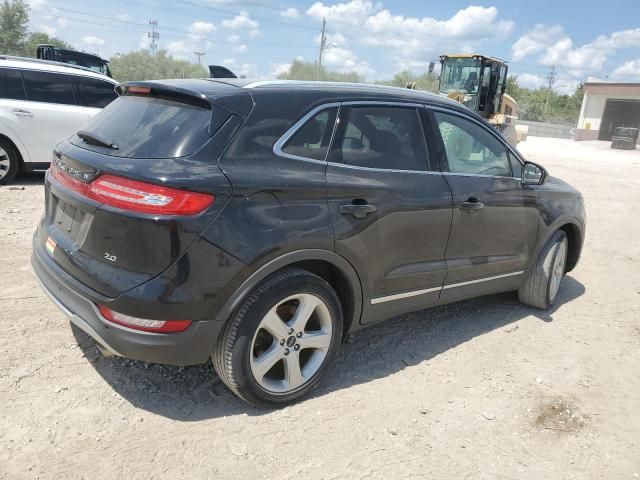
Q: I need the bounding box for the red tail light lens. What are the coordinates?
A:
[98,305,192,333]
[51,162,214,216]
[87,175,214,215]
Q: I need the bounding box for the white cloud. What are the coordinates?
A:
[307,2,513,77]
[233,44,248,54]
[280,7,300,19]
[320,32,374,77]
[612,59,640,81]
[270,62,291,77]
[82,36,105,47]
[166,40,192,59]
[248,29,261,38]
[116,13,132,22]
[189,21,216,37]
[56,18,67,28]
[227,34,241,43]
[512,24,565,61]
[221,58,259,78]
[222,11,258,30]
[139,33,151,50]
[517,73,546,89]
[512,25,640,77]
[39,25,57,36]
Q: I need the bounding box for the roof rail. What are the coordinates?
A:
[0,55,107,76]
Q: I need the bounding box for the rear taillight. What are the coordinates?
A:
[98,305,192,333]
[51,163,214,215]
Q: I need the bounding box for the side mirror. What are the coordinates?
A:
[522,161,546,185]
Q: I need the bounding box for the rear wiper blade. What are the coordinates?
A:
[77,130,119,150]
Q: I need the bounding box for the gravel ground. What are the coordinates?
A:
[1,136,639,479]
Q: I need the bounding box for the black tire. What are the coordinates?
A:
[518,230,568,309]
[0,138,20,186]
[212,268,343,408]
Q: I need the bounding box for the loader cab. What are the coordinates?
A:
[439,54,508,118]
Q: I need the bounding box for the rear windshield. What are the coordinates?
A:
[71,95,213,158]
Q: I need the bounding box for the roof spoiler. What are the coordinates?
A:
[116,82,211,109]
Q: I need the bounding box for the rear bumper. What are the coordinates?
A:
[32,244,224,366]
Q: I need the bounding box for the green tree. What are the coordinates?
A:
[0,0,29,55]
[109,50,208,82]
[376,70,438,91]
[277,59,363,83]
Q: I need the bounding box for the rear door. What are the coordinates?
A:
[16,70,91,164]
[431,109,539,303]
[326,103,452,323]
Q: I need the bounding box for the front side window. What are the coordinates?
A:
[0,68,26,100]
[435,112,511,177]
[338,106,429,171]
[281,107,337,161]
[77,78,118,108]
[22,70,76,106]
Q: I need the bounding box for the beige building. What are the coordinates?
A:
[574,82,640,142]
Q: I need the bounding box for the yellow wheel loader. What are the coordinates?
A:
[435,54,527,146]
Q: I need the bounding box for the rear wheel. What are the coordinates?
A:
[518,230,568,309]
[0,139,19,185]
[213,268,343,407]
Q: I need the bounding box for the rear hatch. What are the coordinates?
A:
[36,80,252,298]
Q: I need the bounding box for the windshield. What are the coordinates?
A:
[70,95,213,159]
[440,57,481,94]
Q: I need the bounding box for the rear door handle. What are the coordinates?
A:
[340,202,377,219]
[458,198,485,213]
[13,109,33,118]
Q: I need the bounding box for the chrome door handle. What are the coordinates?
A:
[340,202,377,219]
[13,109,33,118]
[458,198,485,213]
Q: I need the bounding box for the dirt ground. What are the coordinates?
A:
[1,137,639,480]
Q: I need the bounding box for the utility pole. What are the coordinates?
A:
[545,65,556,114]
[194,51,205,65]
[148,19,159,55]
[316,17,327,80]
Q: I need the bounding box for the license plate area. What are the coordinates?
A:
[50,194,89,245]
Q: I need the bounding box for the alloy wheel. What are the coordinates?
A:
[0,147,10,181]
[250,293,333,394]
[549,240,567,302]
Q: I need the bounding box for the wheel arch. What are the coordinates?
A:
[530,217,584,275]
[214,249,363,338]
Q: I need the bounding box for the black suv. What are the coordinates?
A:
[32,80,586,407]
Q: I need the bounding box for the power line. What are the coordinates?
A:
[545,65,556,113]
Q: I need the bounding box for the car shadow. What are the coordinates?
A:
[6,171,46,186]
[72,276,585,420]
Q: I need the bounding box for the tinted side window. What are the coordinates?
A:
[77,77,117,108]
[339,106,428,171]
[281,108,337,161]
[0,68,26,100]
[435,112,511,177]
[22,70,76,105]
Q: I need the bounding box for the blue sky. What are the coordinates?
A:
[27,0,640,93]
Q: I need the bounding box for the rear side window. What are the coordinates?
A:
[22,70,76,105]
[70,95,214,159]
[435,111,511,177]
[281,108,337,161]
[77,77,117,108]
[338,106,429,171]
[0,68,26,100]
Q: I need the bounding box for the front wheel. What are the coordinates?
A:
[518,230,568,309]
[212,268,343,408]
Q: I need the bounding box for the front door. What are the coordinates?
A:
[326,104,452,323]
[432,109,539,304]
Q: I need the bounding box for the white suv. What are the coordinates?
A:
[0,56,118,185]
